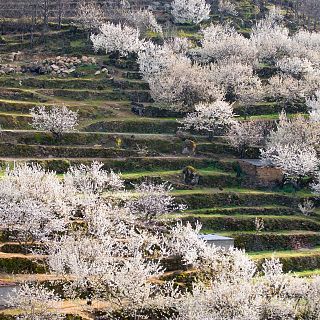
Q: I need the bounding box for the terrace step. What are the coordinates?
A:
[174,214,320,232]
[173,188,312,210]
[122,168,240,189]
[1,129,227,143]
[250,247,320,273]
[183,206,299,216]
[83,118,179,134]
[0,142,237,159]
[0,252,45,274]
[35,88,152,103]
[0,99,115,118]
[210,230,320,252]
[1,130,208,155]
[0,88,48,102]
[0,156,237,173]
[234,101,307,117]
[0,76,149,91]
[0,113,31,130]
[0,143,141,158]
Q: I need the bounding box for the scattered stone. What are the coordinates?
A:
[95,70,101,76]
[13,55,98,77]
[0,54,96,76]
[0,64,19,75]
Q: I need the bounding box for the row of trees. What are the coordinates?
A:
[2,162,320,319]
[90,7,320,110]
[25,3,320,186]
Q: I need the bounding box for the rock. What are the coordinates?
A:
[176,129,189,139]
[51,64,59,71]
[95,70,101,76]
[182,166,200,186]
[131,102,146,116]
[14,51,23,61]
[101,68,108,73]
[66,68,76,74]
[182,139,196,156]
[3,67,13,73]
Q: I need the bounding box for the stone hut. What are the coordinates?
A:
[238,159,283,187]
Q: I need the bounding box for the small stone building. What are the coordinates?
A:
[238,159,283,187]
[198,234,234,249]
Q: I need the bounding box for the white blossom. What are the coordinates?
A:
[127,181,186,219]
[261,111,320,180]
[266,74,311,101]
[306,90,320,122]
[138,40,191,81]
[227,120,265,157]
[264,111,319,149]
[276,56,314,77]
[0,163,72,242]
[139,45,224,110]
[64,161,124,195]
[218,0,238,16]
[261,143,319,180]
[298,199,315,216]
[171,0,211,24]
[47,226,164,307]
[30,105,78,138]
[180,100,236,135]
[174,281,261,320]
[10,282,63,320]
[124,8,162,34]
[197,24,256,64]
[250,8,292,63]
[292,30,320,64]
[77,0,105,31]
[214,59,262,104]
[91,22,143,56]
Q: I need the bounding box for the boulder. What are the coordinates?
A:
[182,139,196,156]
[182,166,200,186]
[51,64,59,71]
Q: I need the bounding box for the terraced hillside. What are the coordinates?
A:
[0,33,319,272]
[0,3,320,317]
